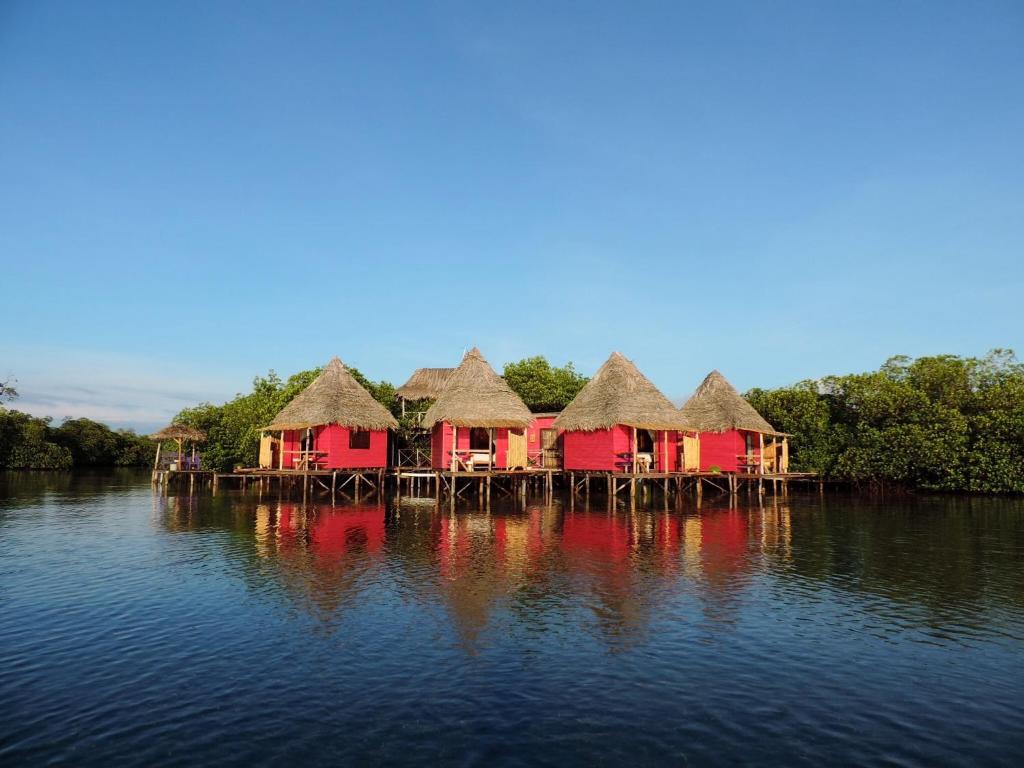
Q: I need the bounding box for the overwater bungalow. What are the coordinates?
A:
[555,352,695,473]
[259,357,398,470]
[421,348,534,471]
[678,370,789,473]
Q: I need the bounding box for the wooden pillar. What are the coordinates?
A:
[153,442,162,471]
[488,428,493,472]
[450,425,458,472]
[632,427,638,475]
[279,431,285,470]
[758,432,765,475]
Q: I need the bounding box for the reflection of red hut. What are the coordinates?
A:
[308,506,386,557]
[560,513,633,575]
[555,352,694,473]
[261,358,398,470]
[679,371,788,473]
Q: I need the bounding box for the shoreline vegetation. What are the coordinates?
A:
[3,351,1023,493]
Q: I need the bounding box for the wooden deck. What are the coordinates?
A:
[154,465,821,505]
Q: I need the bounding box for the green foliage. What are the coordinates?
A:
[1,377,17,403]
[0,410,148,470]
[745,350,1024,492]
[503,356,589,412]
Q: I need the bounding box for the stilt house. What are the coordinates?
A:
[260,357,398,470]
[421,348,534,471]
[678,370,788,473]
[554,352,695,473]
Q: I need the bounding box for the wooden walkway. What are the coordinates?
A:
[154,465,822,506]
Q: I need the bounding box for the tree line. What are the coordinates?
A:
[746,350,1024,493]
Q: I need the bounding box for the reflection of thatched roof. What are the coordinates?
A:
[265,358,399,431]
[395,368,454,401]
[421,348,532,429]
[151,424,205,441]
[679,370,777,434]
[554,352,694,431]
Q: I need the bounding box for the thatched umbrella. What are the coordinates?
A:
[554,352,694,473]
[421,348,532,471]
[678,370,778,434]
[262,358,399,470]
[150,424,206,471]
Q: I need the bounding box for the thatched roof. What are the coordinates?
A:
[264,358,399,431]
[395,367,454,401]
[679,370,778,434]
[553,352,695,432]
[151,424,206,442]
[421,348,532,429]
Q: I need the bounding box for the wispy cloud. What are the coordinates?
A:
[1,344,245,432]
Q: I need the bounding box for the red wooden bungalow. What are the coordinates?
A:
[554,352,695,473]
[678,370,789,473]
[259,357,398,470]
[421,348,534,471]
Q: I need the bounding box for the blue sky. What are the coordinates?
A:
[2,1,1022,432]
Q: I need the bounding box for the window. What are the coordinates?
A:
[349,429,371,450]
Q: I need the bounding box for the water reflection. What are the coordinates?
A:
[154,490,1024,652]
[6,473,1024,766]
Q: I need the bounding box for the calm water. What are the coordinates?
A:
[2,472,1023,766]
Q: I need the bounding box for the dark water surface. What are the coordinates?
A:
[2,471,1023,766]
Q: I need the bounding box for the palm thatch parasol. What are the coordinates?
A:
[150,423,206,471]
[265,357,399,431]
[421,348,532,428]
[678,370,779,434]
[150,424,206,442]
[554,352,694,431]
[395,368,455,401]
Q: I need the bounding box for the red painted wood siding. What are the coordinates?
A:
[431,422,511,469]
[281,425,388,469]
[563,426,679,472]
[698,429,759,472]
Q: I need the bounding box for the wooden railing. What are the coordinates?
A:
[396,448,432,468]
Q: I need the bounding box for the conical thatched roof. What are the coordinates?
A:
[421,348,532,429]
[151,424,206,441]
[679,370,777,434]
[395,367,454,401]
[554,352,694,431]
[265,358,399,431]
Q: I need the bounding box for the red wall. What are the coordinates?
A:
[431,422,512,469]
[698,429,760,472]
[280,425,388,469]
[563,426,679,472]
